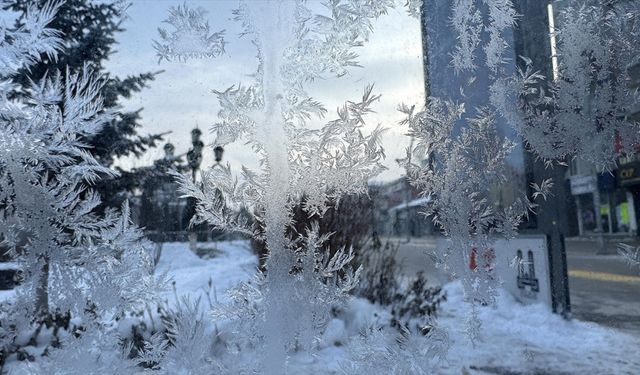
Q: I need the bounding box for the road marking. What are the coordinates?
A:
[569,270,640,284]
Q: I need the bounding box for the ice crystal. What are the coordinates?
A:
[37,325,139,375]
[450,0,517,73]
[484,0,517,71]
[0,2,161,368]
[618,244,640,271]
[491,2,640,169]
[0,1,62,76]
[159,1,392,372]
[160,297,222,373]
[450,0,483,73]
[404,0,423,19]
[341,324,449,374]
[153,4,226,62]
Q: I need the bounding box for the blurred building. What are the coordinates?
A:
[370,177,437,238]
[607,58,640,236]
[557,1,640,238]
[629,59,640,122]
[421,1,640,239]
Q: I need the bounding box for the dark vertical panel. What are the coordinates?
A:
[513,0,571,316]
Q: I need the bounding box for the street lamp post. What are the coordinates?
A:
[187,128,204,251]
[212,145,224,245]
[214,145,224,164]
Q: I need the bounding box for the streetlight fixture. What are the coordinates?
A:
[214,145,224,164]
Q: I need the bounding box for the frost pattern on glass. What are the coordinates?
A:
[491,2,640,169]
[450,0,517,73]
[153,4,226,62]
[341,324,450,374]
[404,0,423,19]
[0,2,161,368]
[160,1,394,372]
[450,0,482,73]
[0,1,62,76]
[398,99,549,340]
[618,244,640,271]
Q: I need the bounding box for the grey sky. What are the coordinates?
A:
[106,0,425,182]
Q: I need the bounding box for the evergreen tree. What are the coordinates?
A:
[3,0,164,209]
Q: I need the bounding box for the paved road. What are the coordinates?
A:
[565,238,640,336]
[389,236,640,336]
[392,237,441,284]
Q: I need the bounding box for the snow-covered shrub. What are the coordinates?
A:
[389,273,446,334]
[0,2,161,370]
[356,240,400,306]
[355,239,445,334]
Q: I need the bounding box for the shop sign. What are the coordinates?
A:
[618,162,640,187]
[493,236,552,307]
[438,235,553,309]
[618,153,640,166]
[570,175,596,195]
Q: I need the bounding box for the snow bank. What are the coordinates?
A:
[156,240,257,306]
[438,281,640,374]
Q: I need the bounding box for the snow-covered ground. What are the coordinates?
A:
[2,241,638,374]
[156,240,257,306]
[163,241,640,374]
[437,282,640,374]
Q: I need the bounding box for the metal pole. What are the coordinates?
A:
[513,0,571,317]
[593,182,607,254]
[420,1,430,98]
[575,196,584,236]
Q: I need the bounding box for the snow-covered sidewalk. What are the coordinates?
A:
[437,281,640,374]
[162,240,640,374]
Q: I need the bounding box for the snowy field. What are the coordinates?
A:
[161,240,640,375]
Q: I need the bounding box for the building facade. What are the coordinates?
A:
[370,177,437,238]
[422,0,572,313]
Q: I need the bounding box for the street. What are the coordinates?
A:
[565,238,640,335]
[390,235,640,336]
